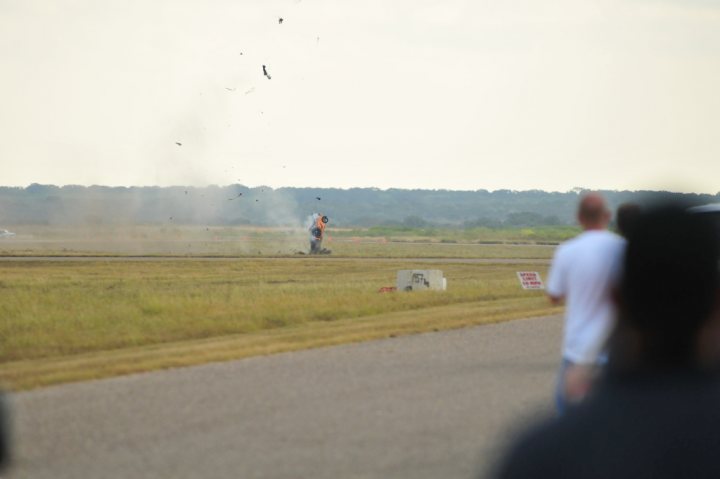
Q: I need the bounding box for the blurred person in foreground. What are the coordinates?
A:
[547,193,625,413]
[493,204,720,479]
[0,391,8,472]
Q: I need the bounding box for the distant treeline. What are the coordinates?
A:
[0,184,718,227]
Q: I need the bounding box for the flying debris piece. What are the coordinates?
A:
[316,197,321,201]
[244,87,255,95]
[225,87,236,91]
[262,65,271,79]
[255,199,259,202]
[278,17,283,24]
[175,142,182,146]
[239,52,243,55]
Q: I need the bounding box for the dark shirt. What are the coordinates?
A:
[494,370,720,479]
[0,392,7,470]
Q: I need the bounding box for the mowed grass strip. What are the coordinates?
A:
[0,259,558,390]
[0,300,558,390]
[0,224,563,258]
[0,240,554,259]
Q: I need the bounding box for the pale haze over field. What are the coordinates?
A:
[2,0,720,193]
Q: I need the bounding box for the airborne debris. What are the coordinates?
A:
[278,17,283,24]
[175,142,182,146]
[316,197,321,201]
[225,87,236,92]
[244,87,255,95]
[262,65,271,80]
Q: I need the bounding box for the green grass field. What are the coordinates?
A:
[0,224,566,257]
[0,228,563,390]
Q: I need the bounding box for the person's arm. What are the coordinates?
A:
[546,247,566,306]
[548,294,564,306]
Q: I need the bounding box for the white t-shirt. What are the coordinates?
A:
[547,230,626,364]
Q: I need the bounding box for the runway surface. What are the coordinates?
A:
[7,315,562,479]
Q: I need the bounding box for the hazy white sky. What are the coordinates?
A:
[2,0,720,193]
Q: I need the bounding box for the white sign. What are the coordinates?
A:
[516,271,544,290]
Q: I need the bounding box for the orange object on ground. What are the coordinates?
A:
[378,286,397,293]
[315,216,326,236]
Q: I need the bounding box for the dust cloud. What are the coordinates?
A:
[0,185,314,256]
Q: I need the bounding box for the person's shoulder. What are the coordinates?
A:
[553,233,590,258]
[598,230,626,253]
[493,416,566,478]
[583,229,621,240]
[573,230,625,249]
[550,241,571,266]
[598,230,624,242]
[493,406,606,478]
[554,234,582,253]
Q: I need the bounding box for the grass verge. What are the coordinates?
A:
[0,297,558,390]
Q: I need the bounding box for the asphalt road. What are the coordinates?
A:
[7,315,562,479]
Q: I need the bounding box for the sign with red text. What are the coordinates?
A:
[516,271,544,290]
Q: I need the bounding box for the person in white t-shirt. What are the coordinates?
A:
[547,193,625,414]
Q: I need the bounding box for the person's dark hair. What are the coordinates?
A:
[616,203,641,238]
[620,204,720,363]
